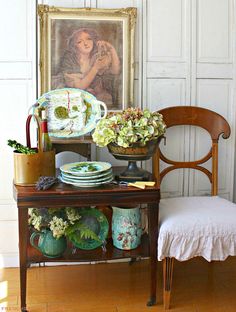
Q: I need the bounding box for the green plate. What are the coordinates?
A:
[69,208,109,250]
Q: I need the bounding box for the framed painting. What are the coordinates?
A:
[38,5,137,111]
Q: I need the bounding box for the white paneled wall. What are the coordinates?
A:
[189,79,234,198]
[1,0,236,267]
[145,0,236,200]
[0,0,37,267]
[187,0,235,199]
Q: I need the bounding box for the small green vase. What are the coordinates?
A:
[112,206,142,250]
[30,229,67,258]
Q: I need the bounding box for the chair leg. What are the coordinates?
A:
[163,257,174,310]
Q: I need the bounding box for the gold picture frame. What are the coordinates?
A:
[38,5,137,111]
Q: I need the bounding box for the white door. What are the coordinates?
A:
[144,0,236,200]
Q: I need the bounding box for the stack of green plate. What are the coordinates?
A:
[59,161,113,187]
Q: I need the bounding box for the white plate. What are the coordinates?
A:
[59,175,113,188]
[60,161,112,176]
[61,168,112,180]
[60,172,113,183]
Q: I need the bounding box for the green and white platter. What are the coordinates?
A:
[60,161,112,176]
[61,168,112,181]
[61,172,113,183]
[59,175,113,188]
[32,88,107,138]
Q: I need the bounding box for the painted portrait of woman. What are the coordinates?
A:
[51,23,123,110]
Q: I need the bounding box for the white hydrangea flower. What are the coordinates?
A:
[65,207,81,224]
[49,216,68,239]
[28,208,42,231]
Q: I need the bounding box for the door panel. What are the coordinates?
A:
[146,0,235,199]
[197,0,232,63]
[188,79,234,199]
[147,78,188,197]
[147,0,187,62]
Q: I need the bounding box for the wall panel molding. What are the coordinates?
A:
[197,0,232,63]
[196,63,233,79]
[0,62,32,80]
[147,62,188,78]
[147,0,187,62]
[0,0,34,61]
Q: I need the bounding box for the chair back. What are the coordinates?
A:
[153,106,230,195]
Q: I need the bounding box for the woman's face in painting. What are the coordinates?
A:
[75,31,94,55]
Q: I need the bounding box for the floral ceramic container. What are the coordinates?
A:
[112,206,142,250]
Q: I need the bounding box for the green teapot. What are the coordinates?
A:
[30,229,67,258]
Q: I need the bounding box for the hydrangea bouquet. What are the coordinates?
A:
[92,107,166,148]
[28,207,101,243]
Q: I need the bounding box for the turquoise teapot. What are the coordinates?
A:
[30,229,67,258]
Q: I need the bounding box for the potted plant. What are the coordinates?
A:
[92,107,166,180]
[28,207,108,257]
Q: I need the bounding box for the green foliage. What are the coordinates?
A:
[92,107,166,148]
[65,221,102,243]
[7,139,36,154]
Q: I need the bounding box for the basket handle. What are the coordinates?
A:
[26,114,43,153]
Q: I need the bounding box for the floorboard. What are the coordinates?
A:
[1,257,236,311]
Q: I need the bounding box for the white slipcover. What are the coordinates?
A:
[158,196,236,262]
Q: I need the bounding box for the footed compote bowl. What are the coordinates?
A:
[107,137,162,182]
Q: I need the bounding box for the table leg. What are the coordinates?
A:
[147,202,159,306]
[18,208,29,312]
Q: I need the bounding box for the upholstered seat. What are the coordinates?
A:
[153,106,233,309]
[159,196,236,262]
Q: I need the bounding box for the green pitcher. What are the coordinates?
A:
[30,229,67,258]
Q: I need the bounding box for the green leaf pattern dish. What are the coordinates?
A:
[59,161,113,187]
[68,208,109,250]
[60,161,112,176]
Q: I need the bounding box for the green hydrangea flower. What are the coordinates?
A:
[92,107,166,148]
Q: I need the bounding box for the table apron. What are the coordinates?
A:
[16,192,160,208]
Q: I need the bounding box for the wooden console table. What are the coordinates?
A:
[13,168,160,312]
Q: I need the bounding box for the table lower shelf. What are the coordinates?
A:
[27,233,150,263]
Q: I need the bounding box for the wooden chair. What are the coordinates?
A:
[153,106,236,309]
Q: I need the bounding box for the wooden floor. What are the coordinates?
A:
[1,257,236,311]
